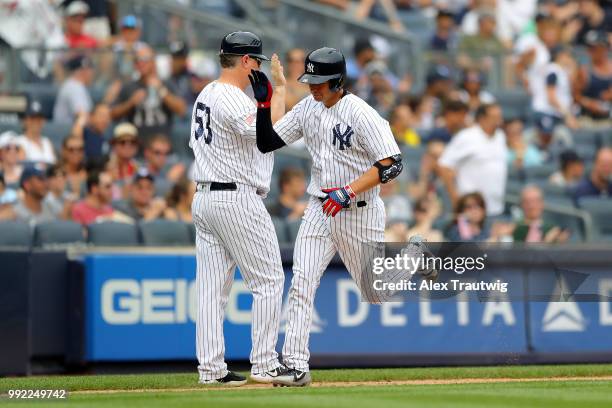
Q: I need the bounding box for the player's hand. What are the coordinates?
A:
[248,69,273,108]
[270,53,286,87]
[322,185,355,217]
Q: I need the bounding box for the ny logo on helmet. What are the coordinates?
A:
[332,124,353,150]
[306,63,315,73]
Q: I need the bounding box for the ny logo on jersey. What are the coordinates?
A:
[306,63,315,73]
[332,123,353,150]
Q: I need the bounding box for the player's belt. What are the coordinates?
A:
[318,197,367,209]
[196,182,237,191]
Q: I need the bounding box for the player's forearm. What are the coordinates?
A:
[255,107,287,153]
[348,158,394,195]
[270,85,286,124]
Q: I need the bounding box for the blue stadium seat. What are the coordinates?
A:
[492,90,530,120]
[524,163,557,181]
[33,220,85,247]
[87,221,140,246]
[0,221,32,247]
[139,219,192,246]
[578,197,612,242]
[572,128,603,149]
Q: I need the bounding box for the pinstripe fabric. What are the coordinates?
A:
[189,80,283,381]
[281,196,385,371]
[276,91,399,372]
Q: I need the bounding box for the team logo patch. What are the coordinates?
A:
[306,63,315,73]
[332,123,353,150]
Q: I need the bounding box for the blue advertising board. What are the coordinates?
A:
[84,254,529,361]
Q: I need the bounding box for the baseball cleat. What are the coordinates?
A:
[199,371,247,387]
[251,365,296,384]
[271,368,312,387]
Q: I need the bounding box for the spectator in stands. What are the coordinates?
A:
[66,0,112,42]
[62,1,98,49]
[422,65,455,128]
[142,134,186,192]
[573,147,612,201]
[575,30,611,127]
[515,16,561,90]
[111,45,186,140]
[53,55,94,124]
[365,61,396,117]
[11,165,58,225]
[445,192,490,241]
[0,172,18,207]
[430,9,458,51]
[409,139,446,199]
[549,150,585,189]
[163,178,195,223]
[166,41,192,106]
[457,69,495,114]
[406,195,444,243]
[505,117,543,170]
[513,185,570,243]
[390,104,421,146]
[43,164,75,220]
[346,38,376,86]
[106,123,140,199]
[71,170,114,225]
[531,47,578,130]
[566,0,612,46]
[0,131,24,188]
[381,178,413,240]
[113,168,167,221]
[528,113,573,163]
[427,99,469,144]
[458,10,505,71]
[71,104,112,161]
[18,100,56,165]
[105,15,146,93]
[269,167,307,220]
[59,136,87,197]
[438,103,507,216]
[285,48,310,110]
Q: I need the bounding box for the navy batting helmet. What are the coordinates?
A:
[298,47,346,92]
[219,31,269,61]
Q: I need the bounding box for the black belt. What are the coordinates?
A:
[318,197,367,208]
[201,182,237,191]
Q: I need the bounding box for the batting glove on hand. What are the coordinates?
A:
[248,69,273,108]
[322,185,355,217]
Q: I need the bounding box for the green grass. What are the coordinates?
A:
[1,365,611,407]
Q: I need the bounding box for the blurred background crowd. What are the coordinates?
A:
[0,0,610,247]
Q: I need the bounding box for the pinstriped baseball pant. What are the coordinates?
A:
[282,195,386,371]
[192,185,284,380]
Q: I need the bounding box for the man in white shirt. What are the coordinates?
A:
[438,103,508,216]
[18,99,56,165]
[53,55,94,123]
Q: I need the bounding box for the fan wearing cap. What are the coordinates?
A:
[53,55,94,123]
[17,100,56,165]
[10,165,60,225]
[575,30,611,123]
[0,131,24,188]
[167,41,193,105]
[106,123,140,198]
[112,168,166,221]
[63,1,98,49]
[111,45,186,140]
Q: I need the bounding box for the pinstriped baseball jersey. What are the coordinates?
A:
[273,93,401,200]
[190,81,273,195]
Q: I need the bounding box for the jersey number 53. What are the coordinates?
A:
[194,102,213,144]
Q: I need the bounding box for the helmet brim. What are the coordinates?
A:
[218,52,270,61]
[298,73,342,84]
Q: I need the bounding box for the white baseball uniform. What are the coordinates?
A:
[190,81,284,380]
[273,92,401,371]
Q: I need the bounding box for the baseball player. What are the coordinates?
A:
[249,47,404,386]
[190,31,295,386]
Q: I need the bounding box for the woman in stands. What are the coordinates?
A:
[445,192,491,242]
[0,131,24,189]
[59,136,87,197]
[163,177,195,223]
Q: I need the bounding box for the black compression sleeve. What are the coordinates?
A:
[256,107,287,153]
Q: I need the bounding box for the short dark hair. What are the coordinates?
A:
[146,133,171,150]
[279,167,305,191]
[560,150,582,171]
[443,99,468,114]
[475,103,499,120]
[219,54,240,68]
[87,170,104,193]
[46,163,64,178]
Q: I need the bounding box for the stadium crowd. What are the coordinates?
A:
[0,0,611,245]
